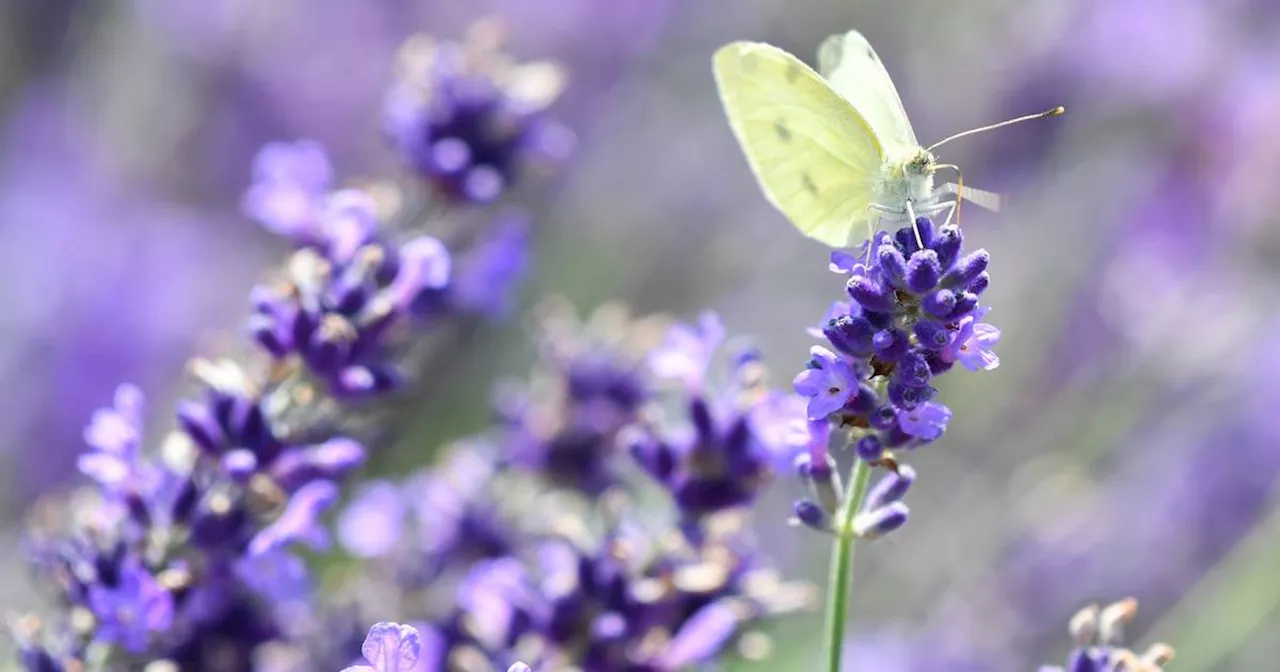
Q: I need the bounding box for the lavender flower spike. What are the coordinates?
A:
[629,314,809,521]
[342,622,421,672]
[384,21,574,204]
[1040,598,1175,672]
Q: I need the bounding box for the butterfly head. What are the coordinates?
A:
[905,148,937,177]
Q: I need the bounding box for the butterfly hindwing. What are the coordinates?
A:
[713,41,884,247]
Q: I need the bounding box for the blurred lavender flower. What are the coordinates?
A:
[242,139,335,241]
[384,21,574,205]
[423,516,813,671]
[19,369,346,668]
[342,621,420,672]
[335,446,515,593]
[627,312,809,523]
[495,301,661,495]
[248,188,452,396]
[1040,599,1174,672]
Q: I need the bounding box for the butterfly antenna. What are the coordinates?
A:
[926,106,1065,152]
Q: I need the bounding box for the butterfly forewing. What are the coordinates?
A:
[817,30,918,154]
[713,41,883,248]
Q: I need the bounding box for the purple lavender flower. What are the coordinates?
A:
[789,217,997,540]
[432,521,813,671]
[384,24,574,204]
[793,346,861,420]
[87,556,175,653]
[496,301,656,495]
[434,211,531,318]
[19,369,360,667]
[940,308,1001,372]
[176,359,366,492]
[628,314,808,521]
[342,622,421,672]
[76,384,147,492]
[334,448,515,591]
[1040,600,1174,672]
[242,139,335,240]
[780,214,999,575]
[249,190,452,396]
[895,402,953,442]
[647,310,724,390]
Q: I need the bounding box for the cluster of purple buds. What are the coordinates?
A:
[18,361,363,669]
[279,310,813,671]
[494,301,659,495]
[791,217,1000,539]
[14,22,570,672]
[413,516,812,672]
[244,142,453,397]
[792,428,916,539]
[336,446,515,592]
[626,312,810,525]
[383,20,575,205]
[1039,599,1175,672]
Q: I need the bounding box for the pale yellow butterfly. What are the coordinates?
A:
[713,30,1062,248]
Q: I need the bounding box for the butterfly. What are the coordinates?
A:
[712,30,1062,248]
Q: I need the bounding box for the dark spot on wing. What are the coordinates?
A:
[866,47,877,61]
[801,173,819,195]
[774,119,792,142]
[785,63,801,83]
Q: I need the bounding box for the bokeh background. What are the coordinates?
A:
[2,0,1279,669]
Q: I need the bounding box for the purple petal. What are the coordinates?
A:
[337,481,406,558]
[659,600,745,667]
[248,480,339,556]
[360,622,421,672]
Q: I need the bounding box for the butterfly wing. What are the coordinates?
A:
[817,30,918,153]
[713,41,884,248]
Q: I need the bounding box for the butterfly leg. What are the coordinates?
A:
[939,200,958,229]
[861,204,892,269]
[905,200,925,250]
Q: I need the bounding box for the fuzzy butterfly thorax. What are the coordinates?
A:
[875,148,937,214]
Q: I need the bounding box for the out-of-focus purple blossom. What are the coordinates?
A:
[384,23,574,205]
[1039,600,1174,672]
[647,311,725,390]
[337,481,407,559]
[177,359,366,491]
[341,621,421,672]
[426,521,813,671]
[628,314,808,521]
[242,139,335,240]
[496,302,658,495]
[87,556,175,653]
[249,480,339,556]
[417,211,532,319]
[248,189,452,396]
[334,448,515,589]
[18,371,354,667]
[76,384,148,493]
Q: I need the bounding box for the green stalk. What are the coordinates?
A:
[823,458,873,672]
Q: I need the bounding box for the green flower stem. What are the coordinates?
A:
[823,457,873,672]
